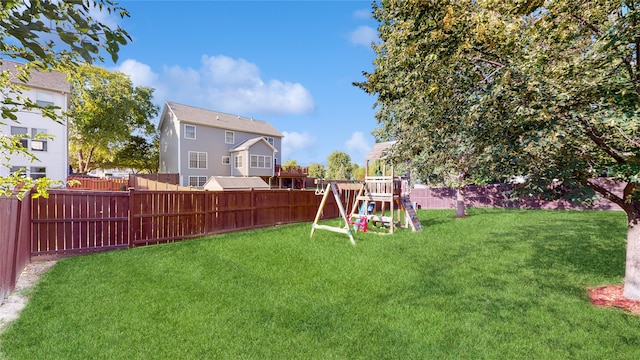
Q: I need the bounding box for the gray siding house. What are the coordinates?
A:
[158,101,283,187]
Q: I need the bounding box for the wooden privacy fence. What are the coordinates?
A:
[30,189,342,257]
[67,176,129,191]
[0,193,31,302]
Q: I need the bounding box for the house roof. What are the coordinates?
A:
[203,176,270,191]
[164,101,283,137]
[366,141,397,161]
[230,137,278,153]
[0,59,70,93]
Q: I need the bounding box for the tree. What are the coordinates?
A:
[477,0,640,299]
[307,162,325,178]
[359,0,640,299]
[111,134,158,174]
[352,164,366,181]
[65,64,158,173]
[282,159,299,171]
[356,1,495,217]
[326,151,353,180]
[1,0,130,197]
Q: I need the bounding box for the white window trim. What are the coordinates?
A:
[234,155,243,168]
[184,124,196,139]
[188,175,207,187]
[225,131,234,144]
[188,151,207,169]
[250,155,272,169]
[222,156,230,165]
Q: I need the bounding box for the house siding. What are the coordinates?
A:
[0,61,70,182]
[159,110,180,174]
[158,102,283,187]
[247,141,275,177]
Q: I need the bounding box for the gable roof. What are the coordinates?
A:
[230,137,278,153]
[163,101,283,137]
[366,141,397,161]
[0,59,70,93]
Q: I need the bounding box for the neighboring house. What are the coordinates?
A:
[0,60,70,183]
[158,101,283,187]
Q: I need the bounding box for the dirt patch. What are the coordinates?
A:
[0,260,57,333]
[588,285,640,315]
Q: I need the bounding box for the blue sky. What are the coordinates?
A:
[98,0,380,167]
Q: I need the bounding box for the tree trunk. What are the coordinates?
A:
[455,174,466,218]
[77,149,85,173]
[588,181,640,300]
[624,216,640,300]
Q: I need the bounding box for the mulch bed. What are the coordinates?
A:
[588,285,640,316]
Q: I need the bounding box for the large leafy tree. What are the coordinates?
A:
[356,1,497,217]
[1,0,130,197]
[359,0,640,299]
[326,151,353,180]
[111,134,158,174]
[307,162,326,178]
[480,0,640,300]
[65,64,158,173]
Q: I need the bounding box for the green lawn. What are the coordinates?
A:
[1,208,639,359]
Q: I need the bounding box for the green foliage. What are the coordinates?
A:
[282,159,299,170]
[64,64,159,173]
[2,210,637,359]
[358,0,640,212]
[307,162,325,178]
[0,0,130,65]
[356,0,494,211]
[0,0,131,197]
[358,0,640,296]
[111,134,159,174]
[326,150,352,180]
[352,163,366,181]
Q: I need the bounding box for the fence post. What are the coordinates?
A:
[128,188,134,248]
[204,190,210,235]
[288,188,293,223]
[250,188,255,228]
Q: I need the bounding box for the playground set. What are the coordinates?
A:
[310,142,422,245]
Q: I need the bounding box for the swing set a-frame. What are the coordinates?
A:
[310,141,422,245]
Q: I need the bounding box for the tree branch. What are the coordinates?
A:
[586,178,634,218]
[577,116,627,164]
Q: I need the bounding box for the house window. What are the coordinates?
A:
[31,128,48,151]
[225,131,234,144]
[184,124,196,139]
[222,156,230,165]
[263,137,274,146]
[188,151,207,169]
[9,166,26,177]
[10,126,28,149]
[234,155,243,168]
[36,91,54,107]
[189,176,207,187]
[30,166,46,179]
[250,155,272,169]
[9,166,45,179]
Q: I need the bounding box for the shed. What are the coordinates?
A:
[203,176,270,191]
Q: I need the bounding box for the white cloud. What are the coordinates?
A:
[115,55,315,116]
[346,131,372,165]
[281,131,317,162]
[349,26,378,47]
[353,9,372,19]
[87,5,121,29]
[115,59,158,87]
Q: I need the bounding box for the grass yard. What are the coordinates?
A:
[1,208,639,359]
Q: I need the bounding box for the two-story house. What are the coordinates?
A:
[158,101,283,187]
[0,60,70,182]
